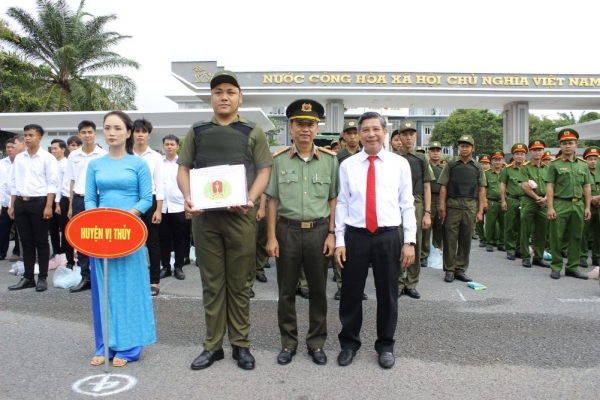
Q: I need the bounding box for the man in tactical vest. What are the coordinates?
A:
[421,141,444,265]
[178,71,273,370]
[500,143,527,260]
[484,151,505,252]
[397,121,434,299]
[546,129,592,280]
[336,120,360,164]
[438,135,487,283]
[518,139,551,268]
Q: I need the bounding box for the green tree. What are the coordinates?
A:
[430,109,503,156]
[1,0,139,111]
[265,117,283,146]
[0,51,50,112]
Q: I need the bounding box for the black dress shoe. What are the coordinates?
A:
[191,349,224,370]
[403,288,421,299]
[486,246,493,252]
[337,349,356,366]
[36,278,47,292]
[296,288,309,299]
[479,241,485,248]
[8,277,36,290]
[507,254,516,260]
[454,274,472,282]
[256,274,267,283]
[362,292,368,300]
[334,289,341,300]
[550,270,561,279]
[277,348,296,365]
[497,246,505,251]
[174,267,185,280]
[532,259,550,268]
[378,352,395,369]
[249,288,255,298]
[70,279,91,292]
[160,268,172,279]
[332,274,337,282]
[565,270,589,280]
[232,347,255,370]
[444,273,454,283]
[264,261,271,268]
[579,259,589,268]
[420,259,428,268]
[308,348,327,365]
[522,259,532,268]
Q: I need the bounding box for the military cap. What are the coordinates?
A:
[491,150,505,159]
[343,120,358,132]
[458,135,474,146]
[541,150,552,161]
[557,128,579,142]
[286,99,325,122]
[479,154,491,163]
[416,146,425,154]
[210,70,240,89]
[440,160,448,165]
[583,146,600,159]
[399,120,417,133]
[429,141,442,150]
[511,143,528,154]
[528,139,546,150]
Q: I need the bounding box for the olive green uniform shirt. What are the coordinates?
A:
[517,161,548,197]
[485,169,502,200]
[265,144,339,221]
[177,115,273,178]
[545,157,592,198]
[499,164,525,196]
[397,148,436,196]
[590,170,600,196]
[336,147,360,164]
[438,157,487,209]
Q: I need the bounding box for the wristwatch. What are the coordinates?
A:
[328,230,335,235]
[425,210,432,214]
[408,242,416,246]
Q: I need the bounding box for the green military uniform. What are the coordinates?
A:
[178,114,272,351]
[484,151,505,250]
[265,99,339,352]
[397,123,435,291]
[475,155,491,246]
[421,141,444,261]
[518,140,549,265]
[546,129,593,276]
[439,135,487,279]
[580,147,600,266]
[500,143,527,258]
[251,196,269,290]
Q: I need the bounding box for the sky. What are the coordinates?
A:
[3,0,600,117]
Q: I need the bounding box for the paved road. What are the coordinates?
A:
[1,240,599,399]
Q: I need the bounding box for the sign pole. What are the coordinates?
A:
[103,258,109,373]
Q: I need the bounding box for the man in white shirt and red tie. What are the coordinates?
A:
[8,124,59,292]
[335,111,416,369]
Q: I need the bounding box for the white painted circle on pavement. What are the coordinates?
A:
[72,374,137,397]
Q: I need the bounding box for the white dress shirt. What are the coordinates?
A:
[161,156,185,213]
[65,145,107,195]
[134,146,164,201]
[335,148,416,247]
[1,158,13,207]
[0,160,7,207]
[55,157,69,202]
[9,147,59,197]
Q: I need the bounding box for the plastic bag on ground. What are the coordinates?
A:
[427,247,443,269]
[53,265,82,289]
[588,266,599,280]
[49,253,67,270]
[9,261,24,276]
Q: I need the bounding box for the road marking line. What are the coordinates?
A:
[557,297,600,303]
[72,374,137,397]
[456,289,466,302]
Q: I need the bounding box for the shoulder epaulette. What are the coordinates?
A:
[506,163,514,168]
[577,157,586,162]
[522,161,529,166]
[551,158,561,163]
[272,147,291,157]
[318,147,337,156]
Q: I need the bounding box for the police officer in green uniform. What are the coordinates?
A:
[518,139,551,268]
[580,146,600,267]
[178,71,273,370]
[421,141,444,264]
[397,121,434,299]
[546,129,593,280]
[249,193,269,298]
[265,99,338,366]
[476,154,491,247]
[439,135,486,283]
[500,143,527,260]
[484,151,505,252]
[542,150,552,167]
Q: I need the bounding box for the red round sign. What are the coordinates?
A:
[65,208,148,258]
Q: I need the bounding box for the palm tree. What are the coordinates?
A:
[1,0,139,111]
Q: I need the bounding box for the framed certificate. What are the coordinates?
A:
[190,164,248,210]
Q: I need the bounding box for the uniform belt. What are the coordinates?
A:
[75,193,85,197]
[346,225,397,236]
[17,196,46,201]
[278,216,328,229]
[507,194,522,199]
[556,197,581,202]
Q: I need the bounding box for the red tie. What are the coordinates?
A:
[366,156,378,233]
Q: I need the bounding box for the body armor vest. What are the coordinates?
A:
[447,160,480,198]
[193,120,256,186]
[402,152,425,196]
[430,164,443,194]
